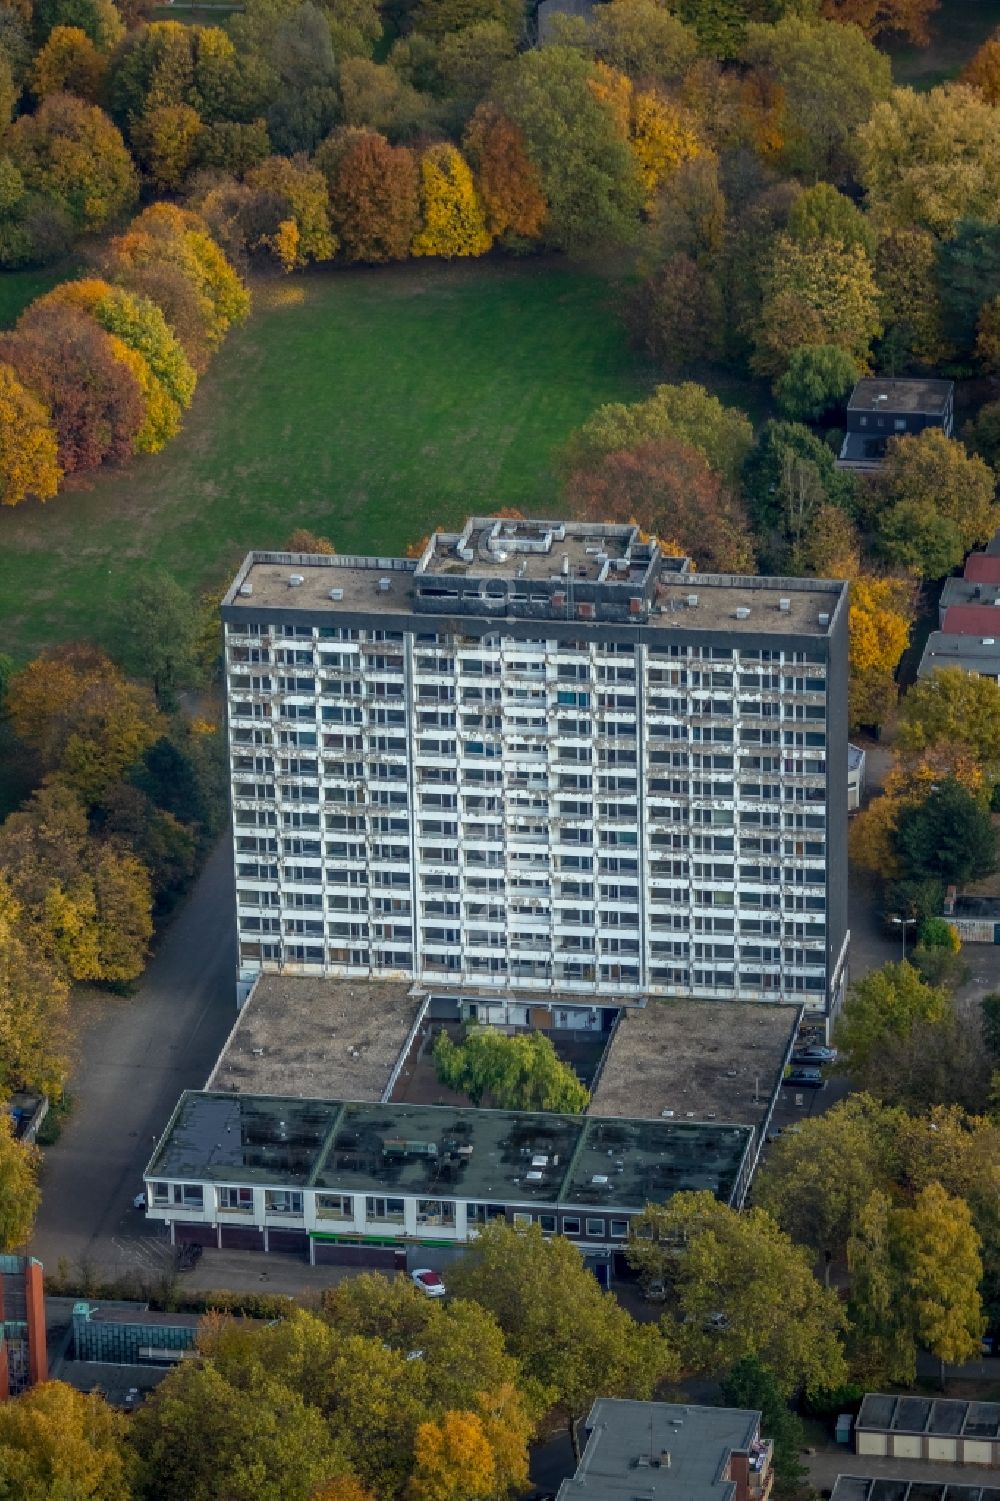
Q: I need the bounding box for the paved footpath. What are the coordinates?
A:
[30,836,238,1280]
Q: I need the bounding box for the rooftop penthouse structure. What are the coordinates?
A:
[223,519,849,1015]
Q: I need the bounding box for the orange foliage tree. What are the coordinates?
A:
[565,438,755,573]
[463,104,547,241]
[820,0,939,44]
[327,131,420,264]
[0,362,61,507]
[29,24,107,101]
[962,30,1000,104]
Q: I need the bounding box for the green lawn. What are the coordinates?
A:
[0,264,79,329]
[0,258,655,659]
[888,0,1000,88]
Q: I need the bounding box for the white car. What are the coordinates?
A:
[411,1268,446,1298]
[132,1193,147,1211]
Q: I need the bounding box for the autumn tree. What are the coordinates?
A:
[30,24,106,101]
[128,1357,345,1501]
[0,873,69,1098]
[872,429,999,579]
[0,1381,130,1501]
[5,92,138,233]
[0,1115,39,1253]
[754,1093,903,1278]
[0,304,144,474]
[820,0,938,41]
[33,0,124,49]
[856,84,1000,237]
[104,202,250,355]
[408,1411,497,1501]
[893,778,996,888]
[0,361,61,507]
[848,574,914,731]
[875,226,949,366]
[752,235,881,378]
[633,252,725,369]
[590,0,698,82]
[897,667,1000,778]
[565,382,752,485]
[463,104,546,241]
[412,143,491,259]
[835,961,950,1078]
[847,1188,917,1385]
[6,643,163,801]
[449,1222,674,1458]
[893,1183,984,1379]
[742,420,857,575]
[134,102,204,191]
[434,1027,590,1113]
[627,1191,847,1397]
[786,182,876,258]
[796,503,861,581]
[719,1360,806,1490]
[962,28,1000,104]
[244,154,337,270]
[326,131,419,263]
[565,438,754,572]
[286,528,336,554]
[494,46,643,250]
[743,16,891,180]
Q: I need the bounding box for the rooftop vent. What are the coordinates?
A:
[687,593,699,608]
[778,597,791,612]
[378,577,392,593]
[983,638,996,646]
[458,547,475,563]
[329,587,344,601]
[578,602,595,619]
[735,606,751,620]
[239,581,253,596]
[288,573,304,587]
[818,611,830,627]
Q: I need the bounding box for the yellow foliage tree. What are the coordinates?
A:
[407,1410,496,1501]
[848,574,915,733]
[976,296,1000,376]
[412,144,492,259]
[630,88,702,204]
[0,1381,130,1496]
[30,25,106,102]
[0,873,70,1099]
[0,361,62,507]
[106,335,181,454]
[587,59,632,139]
[270,217,302,273]
[134,103,205,193]
[849,790,905,878]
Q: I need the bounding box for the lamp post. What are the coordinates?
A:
[889,914,918,960]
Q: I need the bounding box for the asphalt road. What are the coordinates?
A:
[30,835,237,1280]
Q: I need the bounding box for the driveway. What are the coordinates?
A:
[30,835,237,1280]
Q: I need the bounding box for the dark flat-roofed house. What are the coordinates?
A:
[832,1478,1000,1501]
[557,1400,774,1501]
[837,379,954,472]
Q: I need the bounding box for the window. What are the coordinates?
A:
[172,1184,203,1208]
[610,1219,629,1238]
[416,1199,455,1228]
[264,1189,304,1216]
[217,1186,253,1213]
[366,1196,405,1223]
[538,1214,557,1233]
[316,1193,353,1221]
[562,1216,581,1235]
[513,1212,532,1227]
[467,1203,507,1224]
[150,1182,169,1206]
[586,1217,605,1237]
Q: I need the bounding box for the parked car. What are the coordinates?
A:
[132,1193,147,1211]
[644,1279,667,1303]
[411,1268,446,1298]
[784,1066,825,1089]
[792,1046,838,1066]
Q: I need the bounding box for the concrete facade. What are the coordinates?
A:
[221,520,849,1016]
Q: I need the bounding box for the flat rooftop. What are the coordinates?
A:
[858,1395,1000,1439]
[918,633,1000,677]
[833,1480,1000,1501]
[848,378,953,415]
[222,522,845,638]
[651,575,842,635]
[558,1400,761,1501]
[591,1000,799,1131]
[207,976,421,1102]
[148,1092,753,1210]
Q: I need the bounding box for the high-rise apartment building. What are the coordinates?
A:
[222,519,849,1014]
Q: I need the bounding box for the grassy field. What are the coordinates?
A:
[0,264,79,328]
[0,258,656,658]
[888,0,1000,88]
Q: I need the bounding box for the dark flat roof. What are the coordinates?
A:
[558,1400,761,1501]
[857,1395,1000,1439]
[833,1478,1000,1501]
[918,633,1000,677]
[147,1092,753,1210]
[848,378,953,415]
